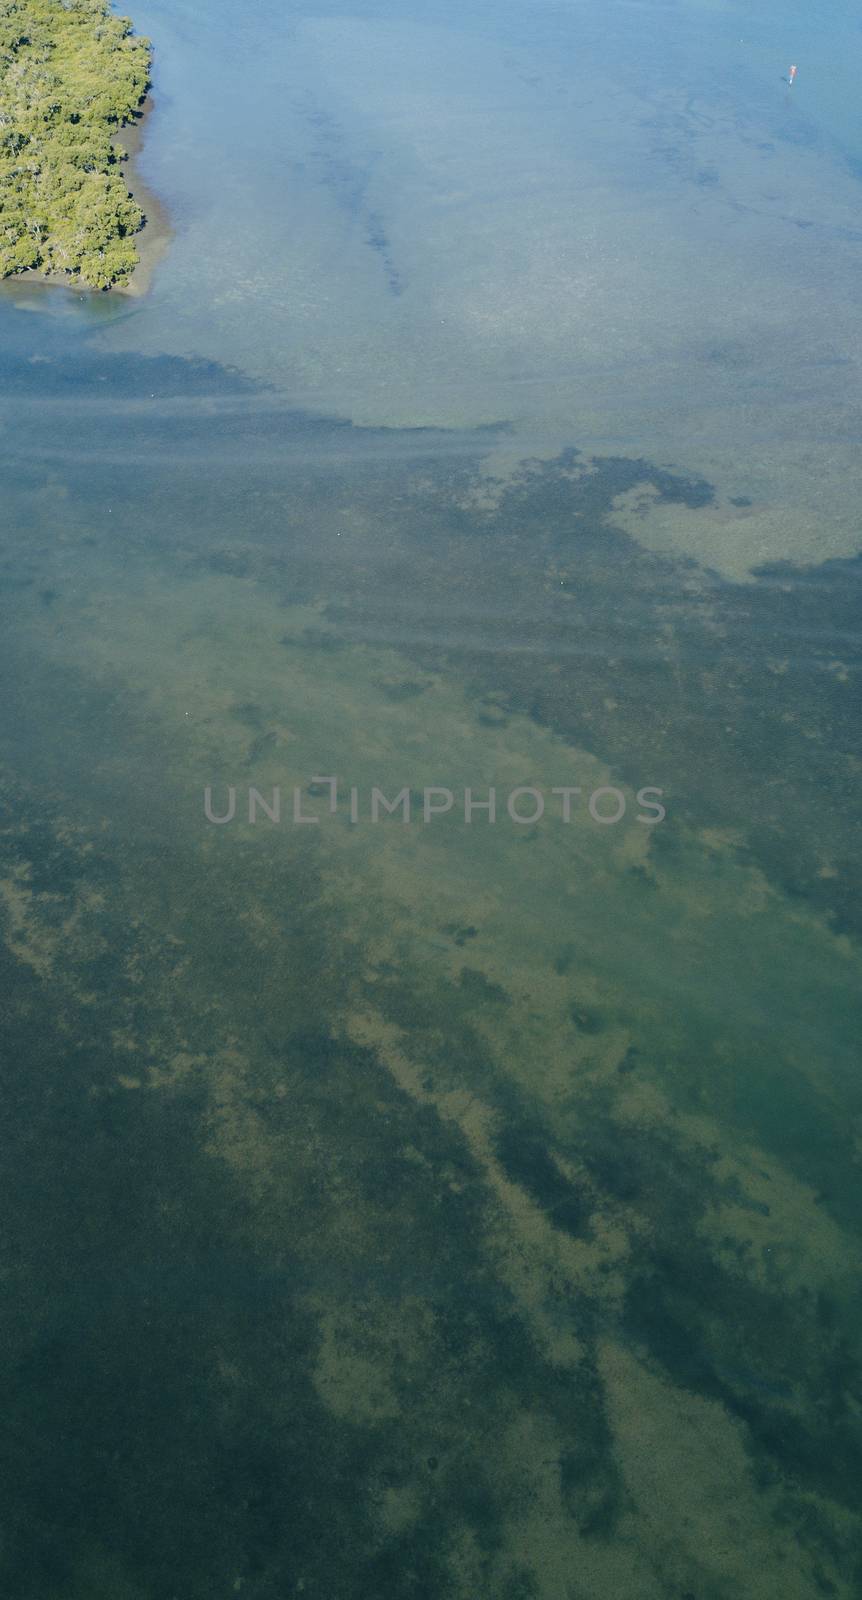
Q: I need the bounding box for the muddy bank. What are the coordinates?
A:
[112,97,172,298]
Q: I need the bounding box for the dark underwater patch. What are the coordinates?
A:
[494,1124,589,1239]
[0,937,371,1598]
[459,966,510,1005]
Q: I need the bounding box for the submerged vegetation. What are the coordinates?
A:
[0,323,861,1594]
[0,0,150,287]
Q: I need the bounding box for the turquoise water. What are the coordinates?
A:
[1,2,861,1596]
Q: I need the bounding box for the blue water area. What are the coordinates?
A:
[1,2,861,1597]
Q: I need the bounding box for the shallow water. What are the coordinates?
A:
[1,1,861,1596]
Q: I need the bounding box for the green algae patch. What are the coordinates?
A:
[0,0,150,287]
